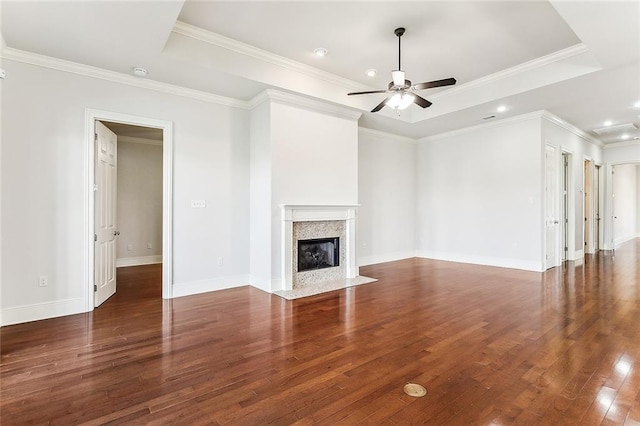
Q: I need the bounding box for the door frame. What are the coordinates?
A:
[84,109,173,311]
[561,149,574,261]
[544,144,561,269]
[594,163,603,251]
[583,157,594,254]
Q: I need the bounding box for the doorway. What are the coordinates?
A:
[610,163,640,249]
[85,109,173,312]
[97,121,164,306]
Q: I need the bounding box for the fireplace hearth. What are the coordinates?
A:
[298,237,340,272]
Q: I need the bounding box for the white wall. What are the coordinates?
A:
[1,59,250,324]
[248,101,272,292]
[358,128,416,266]
[612,163,638,245]
[115,139,163,266]
[604,143,640,164]
[270,101,359,206]
[416,116,544,271]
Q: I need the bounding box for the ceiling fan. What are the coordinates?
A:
[348,27,456,113]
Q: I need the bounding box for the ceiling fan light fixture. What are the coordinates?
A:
[386,93,414,110]
[392,70,405,86]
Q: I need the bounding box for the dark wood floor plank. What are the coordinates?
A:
[2,241,640,424]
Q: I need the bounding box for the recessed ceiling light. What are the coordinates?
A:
[132,67,148,77]
[621,134,630,140]
[366,69,377,77]
[497,105,507,113]
[604,120,613,126]
[314,48,328,57]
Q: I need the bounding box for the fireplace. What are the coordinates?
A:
[280,205,359,291]
[298,237,340,272]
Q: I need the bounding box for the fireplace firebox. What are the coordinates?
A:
[297,237,340,272]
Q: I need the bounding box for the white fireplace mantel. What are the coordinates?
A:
[280,205,359,291]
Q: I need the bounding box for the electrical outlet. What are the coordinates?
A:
[217,257,224,267]
[147,243,152,249]
[38,275,48,287]
[127,244,133,251]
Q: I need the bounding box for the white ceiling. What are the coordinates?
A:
[2,1,639,144]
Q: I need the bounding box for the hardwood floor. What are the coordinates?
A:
[2,240,640,425]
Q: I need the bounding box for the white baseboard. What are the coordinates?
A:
[1,298,86,327]
[116,255,162,268]
[358,251,416,267]
[614,234,638,248]
[570,249,584,260]
[247,275,280,293]
[415,251,543,272]
[172,274,250,298]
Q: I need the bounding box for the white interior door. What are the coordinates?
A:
[94,121,118,306]
[584,160,593,254]
[545,145,560,269]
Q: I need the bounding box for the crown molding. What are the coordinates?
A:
[249,89,362,121]
[428,43,590,101]
[420,109,604,148]
[603,140,640,149]
[420,110,547,143]
[1,47,250,109]
[540,111,604,148]
[173,21,371,93]
[358,127,418,145]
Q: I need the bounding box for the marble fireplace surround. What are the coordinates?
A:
[280,205,358,291]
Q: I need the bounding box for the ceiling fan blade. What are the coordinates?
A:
[371,97,391,113]
[347,90,388,96]
[413,78,457,91]
[413,94,432,109]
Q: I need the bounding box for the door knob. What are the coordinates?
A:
[114,230,120,236]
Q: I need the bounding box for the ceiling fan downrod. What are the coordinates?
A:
[395,27,405,71]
